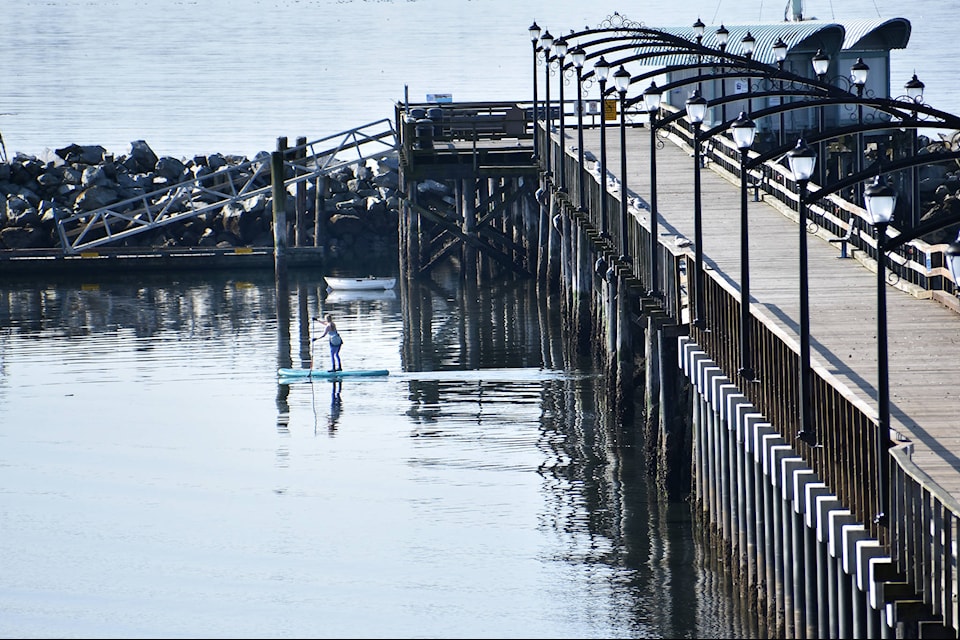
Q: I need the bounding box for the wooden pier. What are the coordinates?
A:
[548,112,960,638]
[395,95,960,637]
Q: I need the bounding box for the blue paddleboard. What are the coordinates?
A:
[277,368,389,380]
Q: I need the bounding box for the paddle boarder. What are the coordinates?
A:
[316,313,343,372]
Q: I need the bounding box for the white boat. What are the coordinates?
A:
[324,276,397,291]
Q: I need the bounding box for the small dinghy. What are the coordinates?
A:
[323,276,397,291]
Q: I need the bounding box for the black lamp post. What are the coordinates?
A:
[614,65,631,263]
[693,17,705,89]
[686,89,708,328]
[812,49,830,190]
[786,138,818,446]
[851,57,870,203]
[772,37,788,146]
[571,46,587,210]
[732,111,758,381]
[555,37,569,190]
[715,25,730,123]
[540,30,555,177]
[863,173,897,526]
[529,22,541,160]
[905,73,926,227]
[643,81,662,297]
[741,32,756,114]
[595,55,611,238]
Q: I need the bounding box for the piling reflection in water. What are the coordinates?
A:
[0,266,753,638]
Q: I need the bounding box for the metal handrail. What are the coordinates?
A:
[55,118,398,254]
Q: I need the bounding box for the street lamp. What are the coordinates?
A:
[614,65,631,263]
[811,49,830,188]
[772,37,788,146]
[686,89,708,328]
[851,57,870,203]
[643,80,662,297]
[863,173,897,525]
[731,111,758,381]
[905,73,926,227]
[540,30,555,177]
[571,46,587,210]
[905,73,925,102]
[693,17,705,88]
[741,31,756,58]
[741,32,756,113]
[693,17,705,41]
[812,49,830,79]
[529,22,541,160]
[786,138,818,446]
[595,55,611,238]
[555,36,569,190]
[716,25,729,122]
[715,24,729,49]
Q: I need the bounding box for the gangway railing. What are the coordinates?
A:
[53,118,398,254]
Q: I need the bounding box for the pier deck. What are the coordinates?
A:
[574,122,960,498]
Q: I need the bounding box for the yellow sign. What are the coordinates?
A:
[603,99,618,121]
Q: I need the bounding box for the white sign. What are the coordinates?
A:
[426,93,453,103]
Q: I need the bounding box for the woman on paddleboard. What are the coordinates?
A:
[317,313,343,372]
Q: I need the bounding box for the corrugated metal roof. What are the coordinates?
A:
[614,19,909,67]
[840,18,911,50]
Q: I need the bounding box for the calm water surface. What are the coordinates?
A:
[1,0,955,160]
[0,266,753,638]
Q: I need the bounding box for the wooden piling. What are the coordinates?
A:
[271,149,287,279]
[295,136,307,247]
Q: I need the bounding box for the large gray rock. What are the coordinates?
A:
[55,144,106,165]
[0,225,47,249]
[74,185,119,211]
[128,140,158,173]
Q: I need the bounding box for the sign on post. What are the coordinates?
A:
[603,99,618,121]
[427,93,453,103]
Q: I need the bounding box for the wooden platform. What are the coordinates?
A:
[573,123,960,499]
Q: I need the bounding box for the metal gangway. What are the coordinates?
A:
[54,118,398,254]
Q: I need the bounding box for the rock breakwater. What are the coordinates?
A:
[0,140,414,262]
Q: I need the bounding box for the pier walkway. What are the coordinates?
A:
[573,121,960,499]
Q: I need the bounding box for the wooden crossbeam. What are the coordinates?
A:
[402,198,531,276]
